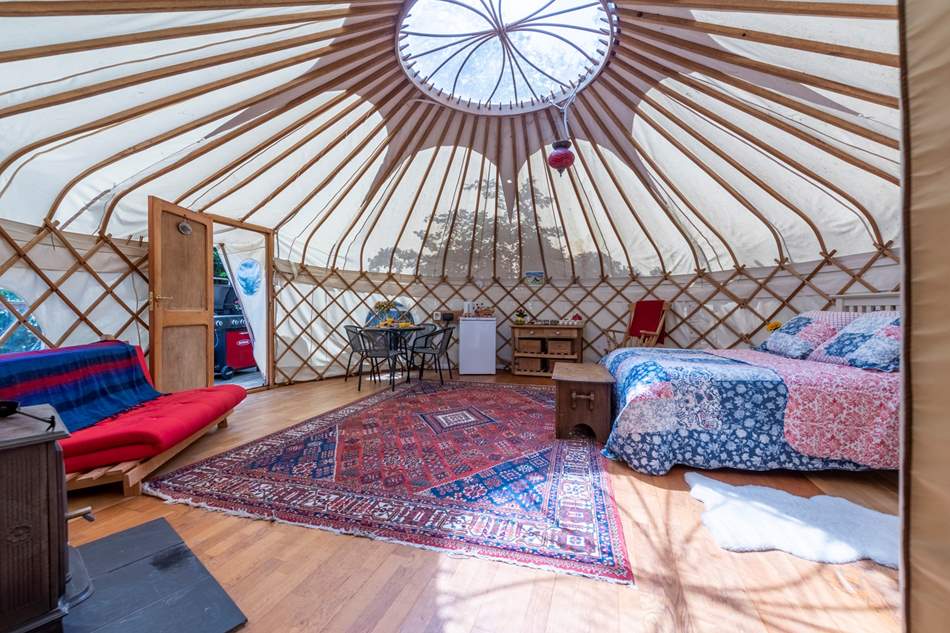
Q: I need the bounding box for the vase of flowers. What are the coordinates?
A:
[513,308,529,325]
[366,299,414,327]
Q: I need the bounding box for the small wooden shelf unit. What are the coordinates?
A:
[511,321,585,376]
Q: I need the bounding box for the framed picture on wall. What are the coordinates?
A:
[524,271,544,287]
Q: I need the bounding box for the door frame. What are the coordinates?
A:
[206,213,275,392]
[147,196,215,391]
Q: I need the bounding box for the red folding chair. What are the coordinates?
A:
[606,300,670,350]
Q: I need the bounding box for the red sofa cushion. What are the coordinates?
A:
[62,384,246,473]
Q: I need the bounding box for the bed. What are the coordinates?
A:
[601,294,901,475]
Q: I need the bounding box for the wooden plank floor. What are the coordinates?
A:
[67,373,901,633]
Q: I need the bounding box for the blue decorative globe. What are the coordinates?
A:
[237,259,262,296]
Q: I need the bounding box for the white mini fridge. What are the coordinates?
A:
[458,317,496,375]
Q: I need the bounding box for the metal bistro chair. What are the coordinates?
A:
[357,329,405,391]
[344,325,377,383]
[405,323,437,371]
[409,326,455,385]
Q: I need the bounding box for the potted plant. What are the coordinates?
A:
[513,308,529,325]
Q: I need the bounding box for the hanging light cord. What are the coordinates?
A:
[552,88,578,139]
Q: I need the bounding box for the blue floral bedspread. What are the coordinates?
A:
[599,348,864,475]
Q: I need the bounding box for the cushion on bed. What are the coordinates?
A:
[756,311,857,360]
[807,311,901,372]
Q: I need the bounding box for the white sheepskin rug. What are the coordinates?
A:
[684,472,899,568]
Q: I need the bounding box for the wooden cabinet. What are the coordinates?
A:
[0,406,69,633]
[510,322,584,376]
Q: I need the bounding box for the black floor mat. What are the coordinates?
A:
[65,518,246,633]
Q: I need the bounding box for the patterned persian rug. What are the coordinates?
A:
[144,380,633,584]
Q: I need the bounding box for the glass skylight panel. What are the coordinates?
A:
[397,0,617,114]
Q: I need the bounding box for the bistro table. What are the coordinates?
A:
[360,324,425,382]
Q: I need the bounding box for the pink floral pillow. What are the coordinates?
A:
[756,311,859,360]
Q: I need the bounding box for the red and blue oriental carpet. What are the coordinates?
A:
[145,381,633,584]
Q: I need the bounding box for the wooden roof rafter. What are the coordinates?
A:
[366,107,461,273]
[600,65,830,254]
[48,45,398,232]
[0,1,404,17]
[579,90,737,272]
[528,111,584,279]
[0,16,398,119]
[243,81,417,227]
[545,108,636,276]
[382,112,462,275]
[275,92,428,248]
[0,22,396,202]
[93,43,397,234]
[434,117,480,279]
[618,53,886,247]
[463,116,494,280]
[0,5,400,63]
[324,104,444,270]
[618,1,897,19]
[593,73,797,262]
[0,0,902,290]
[617,36,900,152]
[174,63,406,209]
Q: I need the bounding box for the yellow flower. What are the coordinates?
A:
[766,320,783,332]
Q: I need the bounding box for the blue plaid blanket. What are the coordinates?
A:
[0,342,161,433]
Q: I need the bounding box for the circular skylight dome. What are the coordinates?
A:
[397,0,618,115]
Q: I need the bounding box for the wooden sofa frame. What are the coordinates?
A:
[65,411,231,496]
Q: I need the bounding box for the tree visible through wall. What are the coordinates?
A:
[365,177,636,279]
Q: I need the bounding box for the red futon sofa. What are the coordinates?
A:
[0,341,246,495]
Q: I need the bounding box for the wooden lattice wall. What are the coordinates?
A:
[273,245,899,384]
[0,220,149,351]
[0,217,897,382]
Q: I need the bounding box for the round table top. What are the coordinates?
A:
[361,324,425,332]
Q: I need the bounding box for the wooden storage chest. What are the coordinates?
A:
[551,362,615,444]
[547,339,574,356]
[517,338,543,354]
[514,357,543,373]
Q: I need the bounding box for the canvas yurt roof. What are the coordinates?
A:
[0,0,902,375]
[0,1,900,271]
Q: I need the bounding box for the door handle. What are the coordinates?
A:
[571,391,595,411]
[149,292,173,309]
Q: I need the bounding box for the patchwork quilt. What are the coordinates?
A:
[600,348,899,475]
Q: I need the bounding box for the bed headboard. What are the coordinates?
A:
[833,291,901,313]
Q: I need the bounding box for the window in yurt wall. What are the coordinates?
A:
[0,288,43,354]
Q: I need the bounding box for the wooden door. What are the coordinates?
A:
[148,196,214,392]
